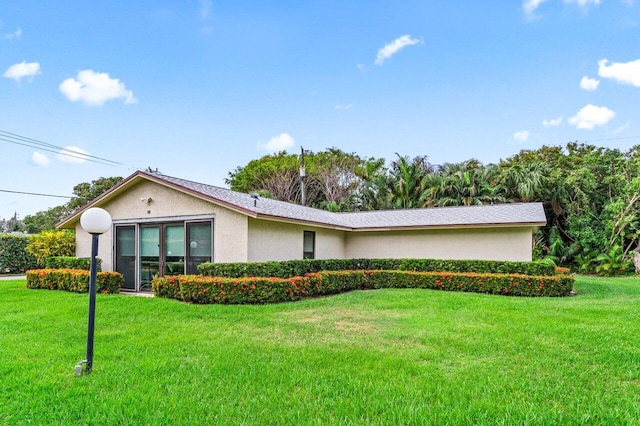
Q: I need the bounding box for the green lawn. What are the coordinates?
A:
[1,276,639,425]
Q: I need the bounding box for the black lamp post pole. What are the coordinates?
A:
[86,232,100,373]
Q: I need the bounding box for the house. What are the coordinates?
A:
[58,170,547,292]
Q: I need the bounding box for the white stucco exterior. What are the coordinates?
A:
[247,218,346,262]
[345,226,535,261]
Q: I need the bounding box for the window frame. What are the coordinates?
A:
[303,230,315,259]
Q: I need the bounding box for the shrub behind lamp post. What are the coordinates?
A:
[76,207,112,376]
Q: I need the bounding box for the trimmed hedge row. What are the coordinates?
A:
[0,234,37,273]
[45,256,101,271]
[198,258,557,278]
[153,269,574,304]
[26,269,123,294]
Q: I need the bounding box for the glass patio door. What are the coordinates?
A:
[115,226,136,290]
[163,224,185,277]
[140,226,160,291]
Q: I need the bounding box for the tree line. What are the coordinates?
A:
[227,143,640,273]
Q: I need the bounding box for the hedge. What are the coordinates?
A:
[153,269,574,304]
[26,269,123,294]
[0,234,37,274]
[198,258,557,278]
[45,256,101,271]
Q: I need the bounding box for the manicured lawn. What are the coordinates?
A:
[1,276,639,424]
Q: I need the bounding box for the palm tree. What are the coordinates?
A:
[389,154,433,209]
[421,160,505,207]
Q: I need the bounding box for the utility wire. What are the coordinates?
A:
[0,129,139,168]
[0,189,75,199]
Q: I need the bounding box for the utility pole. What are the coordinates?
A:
[300,146,306,206]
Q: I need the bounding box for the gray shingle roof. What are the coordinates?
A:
[151,172,547,230]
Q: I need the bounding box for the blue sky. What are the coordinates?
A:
[1,0,639,220]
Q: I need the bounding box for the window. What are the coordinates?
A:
[303,231,315,259]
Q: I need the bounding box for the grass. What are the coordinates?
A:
[1,276,639,425]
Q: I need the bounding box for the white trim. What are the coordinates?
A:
[113,214,215,225]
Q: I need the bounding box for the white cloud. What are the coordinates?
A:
[513,130,530,143]
[199,0,212,19]
[580,76,600,91]
[568,104,615,129]
[3,61,41,82]
[542,116,563,127]
[31,152,50,166]
[598,58,640,87]
[59,70,137,106]
[257,133,295,152]
[57,146,90,163]
[334,104,352,110]
[523,0,550,19]
[375,35,421,66]
[564,0,601,7]
[5,27,22,40]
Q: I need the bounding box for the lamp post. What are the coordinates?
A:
[76,207,112,376]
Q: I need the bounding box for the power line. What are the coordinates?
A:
[0,129,138,168]
[0,189,75,199]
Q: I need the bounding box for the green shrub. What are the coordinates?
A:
[26,269,123,294]
[26,230,76,268]
[45,256,101,271]
[153,275,309,304]
[0,234,37,273]
[153,269,573,304]
[198,258,557,278]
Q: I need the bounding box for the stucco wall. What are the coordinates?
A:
[247,218,346,262]
[74,180,249,270]
[345,226,534,262]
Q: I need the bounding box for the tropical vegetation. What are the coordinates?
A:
[227,143,640,273]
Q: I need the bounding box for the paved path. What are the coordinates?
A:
[0,275,26,280]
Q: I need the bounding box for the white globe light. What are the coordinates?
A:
[80,207,112,234]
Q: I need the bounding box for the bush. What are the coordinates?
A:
[198,258,557,278]
[45,256,101,271]
[153,275,309,304]
[26,269,123,294]
[26,230,75,268]
[0,234,37,273]
[153,269,574,304]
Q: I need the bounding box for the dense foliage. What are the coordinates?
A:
[198,257,557,278]
[0,234,37,273]
[44,256,100,271]
[226,143,640,273]
[26,269,123,294]
[153,270,573,304]
[26,230,76,268]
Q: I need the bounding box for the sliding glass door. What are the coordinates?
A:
[115,226,136,290]
[140,225,160,291]
[115,219,213,292]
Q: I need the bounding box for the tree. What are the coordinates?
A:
[422,160,504,207]
[388,154,433,209]
[226,149,384,211]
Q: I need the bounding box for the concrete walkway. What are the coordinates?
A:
[0,275,26,280]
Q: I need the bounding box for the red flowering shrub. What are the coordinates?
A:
[152,269,574,304]
[26,269,123,294]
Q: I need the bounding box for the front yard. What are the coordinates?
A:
[1,276,639,424]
